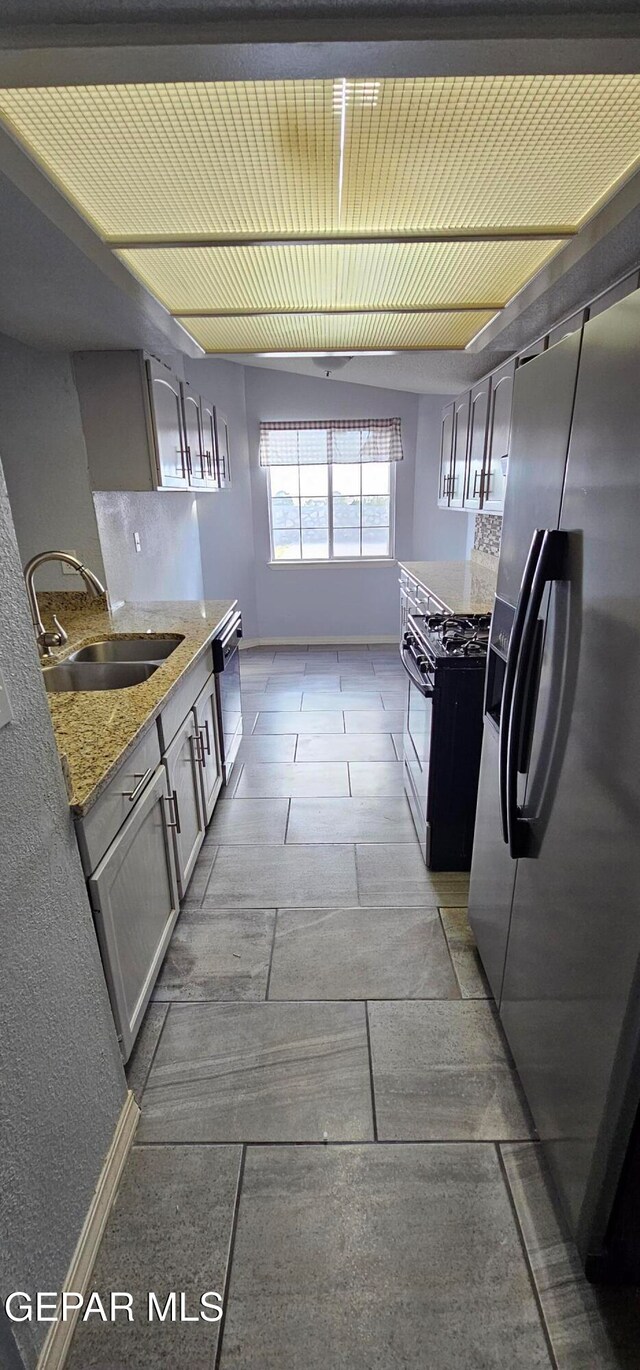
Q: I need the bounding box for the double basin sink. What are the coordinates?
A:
[43,636,183,693]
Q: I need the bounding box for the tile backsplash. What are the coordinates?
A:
[473,512,502,558]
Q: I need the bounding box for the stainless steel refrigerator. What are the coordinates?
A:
[469,290,640,1281]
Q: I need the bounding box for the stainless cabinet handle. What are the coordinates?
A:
[472,470,481,497]
[201,720,211,757]
[185,445,193,477]
[164,789,181,834]
[122,766,154,803]
[189,730,204,768]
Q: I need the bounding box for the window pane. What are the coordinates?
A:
[333,496,361,527]
[301,497,329,528]
[334,527,361,557]
[273,528,301,560]
[272,497,301,529]
[362,495,390,527]
[270,467,299,497]
[333,463,360,496]
[302,528,329,559]
[362,462,390,495]
[299,465,328,497]
[362,527,390,557]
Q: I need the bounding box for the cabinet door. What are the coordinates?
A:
[215,411,231,487]
[164,710,205,897]
[464,378,490,510]
[438,402,454,507]
[181,382,207,487]
[483,359,515,512]
[201,397,221,488]
[146,359,189,489]
[194,682,223,822]
[449,392,470,509]
[88,766,179,1062]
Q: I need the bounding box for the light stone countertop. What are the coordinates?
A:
[398,558,498,615]
[38,593,237,815]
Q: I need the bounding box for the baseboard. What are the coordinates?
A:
[37,1091,140,1370]
[240,635,397,647]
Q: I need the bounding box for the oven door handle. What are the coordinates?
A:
[498,529,544,846]
[399,640,434,699]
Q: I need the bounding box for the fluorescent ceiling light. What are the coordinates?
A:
[257,350,398,357]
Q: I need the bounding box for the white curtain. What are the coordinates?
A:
[259,417,403,465]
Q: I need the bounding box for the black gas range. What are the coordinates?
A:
[400,612,489,870]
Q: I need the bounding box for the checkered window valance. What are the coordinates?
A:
[259,417,403,466]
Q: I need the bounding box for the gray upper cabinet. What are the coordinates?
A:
[449,393,470,510]
[73,349,228,493]
[215,410,231,488]
[438,402,455,507]
[88,764,179,1061]
[464,377,491,511]
[483,358,515,512]
[547,309,586,350]
[163,708,206,898]
[588,272,640,320]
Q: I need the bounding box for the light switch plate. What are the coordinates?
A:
[0,666,13,729]
[134,532,142,553]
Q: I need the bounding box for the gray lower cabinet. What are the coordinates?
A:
[88,765,179,1062]
[163,707,206,897]
[194,678,223,822]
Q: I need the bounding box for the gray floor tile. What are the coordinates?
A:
[201,844,359,907]
[381,691,408,709]
[66,1144,241,1370]
[301,692,383,711]
[501,1142,640,1369]
[235,762,349,798]
[344,709,405,733]
[339,674,382,689]
[296,733,397,763]
[139,1000,373,1142]
[154,906,275,1001]
[392,732,404,758]
[369,1000,534,1141]
[287,797,416,844]
[236,735,297,764]
[356,842,470,906]
[440,907,491,998]
[269,906,460,1000]
[297,674,342,691]
[254,711,345,734]
[125,1003,169,1103]
[348,761,404,796]
[207,797,289,845]
[242,690,303,711]
[183,843,218,906]
[218,1144,551,1370]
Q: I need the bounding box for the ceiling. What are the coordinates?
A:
[2,75,640,365]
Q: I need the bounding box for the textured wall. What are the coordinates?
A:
[94,489,204,603]
[185,357,259,637]
[0,460,125,1368]
[473,511,502,557]
[244,365,420,640]
[0,335,106,589]
[412,394,474,562]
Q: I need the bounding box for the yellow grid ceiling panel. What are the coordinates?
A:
[118,239,563,313]
[177,311,496,352]
[1,77,640,239]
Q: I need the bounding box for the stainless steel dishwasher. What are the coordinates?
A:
[212,610,243,783]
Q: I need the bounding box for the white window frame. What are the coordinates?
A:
[267,461,396,565]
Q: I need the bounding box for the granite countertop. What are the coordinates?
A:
[38,593,237,815]
[398,557,498,615]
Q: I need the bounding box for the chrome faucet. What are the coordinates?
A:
[23,551,106,658]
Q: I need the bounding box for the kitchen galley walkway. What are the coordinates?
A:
[68,645,640,1368]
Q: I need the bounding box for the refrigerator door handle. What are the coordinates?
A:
[499,528,545,845]
[506,528,569,858]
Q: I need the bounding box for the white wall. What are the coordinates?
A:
[93,490,204,604]
[0,335,105,589]
[412,393,473,562]
[243,365,420,640]
[0,458,125,1370]
[185,357,259,636]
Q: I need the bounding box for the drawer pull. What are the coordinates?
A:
[122,767,154,803]
[201,720,211,758]
[164,790,181,834]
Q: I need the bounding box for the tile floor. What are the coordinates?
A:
[69,644,640,1368]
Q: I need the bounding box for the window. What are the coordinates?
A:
[260,418,402,563]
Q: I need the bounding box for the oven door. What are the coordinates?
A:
[400,630,434,843]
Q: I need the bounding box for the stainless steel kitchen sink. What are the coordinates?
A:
[43,661,159,693]
[69,636,182,664]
